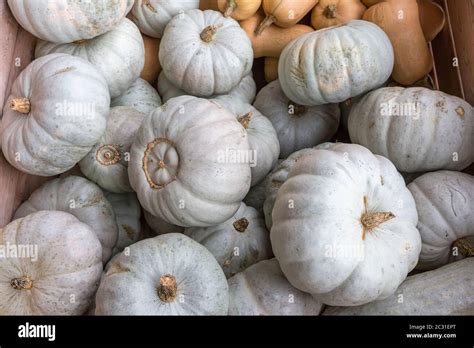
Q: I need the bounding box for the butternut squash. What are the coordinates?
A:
[311,0,366,30]
[264,57,278,82]
[200,0,262,20]
[363,0,433,85]
[240,13,314,58]
[417,0,445,42]
[256,0,319,35]
[361,0,382,6]
[140,34,161,84]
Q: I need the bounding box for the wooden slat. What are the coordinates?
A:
[0,0,49,227]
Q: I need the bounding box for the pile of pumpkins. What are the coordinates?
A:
[0,0,472,315]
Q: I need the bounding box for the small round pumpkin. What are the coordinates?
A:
[158,72,256,104]
[0,211,102,315]
[111,78,162,115]
[253,80,340,158]
[184,202,272,278]
[128,96,251,227]
[95,233,229,315]
[228,259,323,315]
[35,18,145,98]
[311,0,367,30]
[79,106,145,193]
[278,20,394,106]
[159,9,253,97]
[7,0,133,43]
[408,171,474,271]
[14,176,118,264]
[271,143,421,306]
[348,87,474,173]
[105,192,142,256]
[130,0,200,38]
[1,53,110,176]
[213,96,280,186]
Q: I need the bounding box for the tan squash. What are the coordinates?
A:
[264,57,278,82]
[361,0,383,6]
[240,13,314,58]
[200,0,262,20]
[140,34,161,84]
[363,0,433,85]
[311,0,366,30]
[256,0,319,34]
[417,0,445,42]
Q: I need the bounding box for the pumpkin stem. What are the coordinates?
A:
[157,274,178,302]
[233,217,249,232]
[453,238,474,257]
[9,97,31,114]
[255,15,275,35]
[224,0,237,17]
[73,39,88,45]
[10,275,33,290]
[323,4,338,19]
[96,144,121,166]
[288,101,307,116]
[200,24,222,43]
[360,196,395,240]
[238,112,253,129]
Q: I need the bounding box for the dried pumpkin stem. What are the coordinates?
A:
[255,15,275,35]
[73,39,88,45]
[453,238,474,257]
[157,274,178,302]
[10,275,33,290]
[360,196,395,240]
[233,218,249,232]
[238,112,253,128]
[224,0,237,17]
[200,24,221,43]
[96,144,121,165]
[10,97,31,114]
[323,4,338,19]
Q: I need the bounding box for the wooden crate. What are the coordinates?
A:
[0,0,473,227]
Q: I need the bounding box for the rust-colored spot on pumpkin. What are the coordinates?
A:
[455,106,465,119]
[107,263,130,276]
[122,224,136,240]
[144,0,157,12]
[52,66,76,76]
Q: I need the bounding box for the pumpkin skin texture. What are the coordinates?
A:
[1,53,110,176]
[140,34,161,84]
[263,147,318,230]
[158,71,256,104]
[184,202,272,278]
[111,78,162,115]
[271,143,421,306]
[278,20,394,106]
[35,18,145,98]
[324,258,474,315]
[253,80,340,158]
[212,96,280,186]
[228,259,323,315]
[79,106,145,193]
[143,209,185,235]
[311,0,367,30]
[95,233,229,315]
[105,192,142,256]
[256,0,319,34]
[129,96,252,227]
[0,211,102,315]
[240,13,314,59]
[7,0,133,43]
[130,0,200,38]
[363,0,433,85]
[201,0,262,21]
[159,9,253,97]
[407,171,474,271]
[348,87,474,173]
[14,176,118,264]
